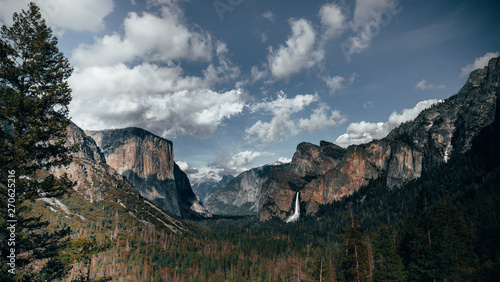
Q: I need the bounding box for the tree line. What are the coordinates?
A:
[1,2,499,281]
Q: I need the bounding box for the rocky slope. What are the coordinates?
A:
[86,127,210,218]
[259,57,500,221]
[289,141,346,178]
[48,122,189,233]
[37,122,192,280]
[205,163,287,216]
[192,175,235,204]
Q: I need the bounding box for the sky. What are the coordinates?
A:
[1,0,499,184]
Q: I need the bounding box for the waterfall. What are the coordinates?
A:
[285,192,300,223]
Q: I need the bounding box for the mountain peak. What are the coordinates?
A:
[259,56,499,221]
[86,127,210,218]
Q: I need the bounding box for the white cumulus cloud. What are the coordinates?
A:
[69,63,245,139]
[319,3,346,39]
[363,101,374,109]
[0,0,113,32]
[267,18,323,81]
[68,1,243,140]
[277,157,292,164]
[323,73,356,94]
[340,0,402,61]
[262,11,275,22]
[324,76,345,94]
[335,99,439,147]
[415,79,446,90]
[246,92,318,143]
[183,150,275,183]
[246,92,346,143]
[460,52,499,77]
[251,65,269,83]
[72,7,213,67]
[299,104,347,134]
[352,0,394,29]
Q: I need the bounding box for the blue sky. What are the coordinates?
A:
[1,0,499,183]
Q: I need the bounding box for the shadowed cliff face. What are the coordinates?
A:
[192,175,235,204]
[86,127,210,218]
[52,122,117,203]
[258,166,307,221]
[204,164,282,216]
[259,57,500,221]
[289,141,345,178]
[49,122,190,233]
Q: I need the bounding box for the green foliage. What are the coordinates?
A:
[0,5,496,280]
[399,189,435,281]
[399,192,480,281]
[338,214,370,282]
[63,237,111,282]
[372,225,406,281]
[0,3,112,281]
[308,249,334,281]
[26,157,500,281]
[0,2,76,280]
[430,196,478,279]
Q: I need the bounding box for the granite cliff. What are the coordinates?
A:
[259,57,500,221]
[192,175,235,204]
[86,127,210,218]
[51,122,117,203]
[48,122,189,233]
[204,163,288,216]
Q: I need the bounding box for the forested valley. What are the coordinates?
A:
[28,118,500,281]
[1,2,499,281]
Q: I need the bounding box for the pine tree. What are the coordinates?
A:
[339,213,370,282]
[372,225,406,282]
[62,238,111,282]
[400,191,479,281]
[429,196,478,280]
[399,188,435,281]
[0,2,74,280]
[308,249,331,282]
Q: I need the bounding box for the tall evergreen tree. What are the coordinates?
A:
[0,2,74,280]
[399,188,435,281]
[372,225,406,282]
[339,213,370,282]
[429,196,478,280]
[400,190,479,281]
[308,249,332,282]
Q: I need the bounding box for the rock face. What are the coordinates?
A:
[192,175,235,204]
[259,57,500,221]
[205,164,286,216]
[289,141,346,178]
[49,122,189,233]
[86,127,210,218]
[50,122,122,203]
[65,122,106,164]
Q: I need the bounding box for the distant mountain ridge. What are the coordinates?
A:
[203,163,288,216]
[192,175,235,204]
[258,57,500,221]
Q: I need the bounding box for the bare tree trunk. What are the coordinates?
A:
[86,257,92,282]
[320,260,323,282]
[355,245,360,282]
